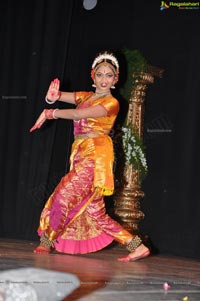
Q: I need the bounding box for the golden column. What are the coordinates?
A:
[113,72,154,234]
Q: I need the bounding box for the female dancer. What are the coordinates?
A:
[30,51,150,261]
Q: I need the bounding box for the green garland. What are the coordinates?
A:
[120,48,147,102]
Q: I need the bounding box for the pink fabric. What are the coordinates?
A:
[54,232,114,254]
[64,190,95,227]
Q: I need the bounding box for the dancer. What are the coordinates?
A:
[30,51,150,261]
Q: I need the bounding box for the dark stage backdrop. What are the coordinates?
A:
[0,0,199,259]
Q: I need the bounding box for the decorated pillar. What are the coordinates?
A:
[113,72,154,234]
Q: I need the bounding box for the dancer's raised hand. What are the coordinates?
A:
[46,78,61,103]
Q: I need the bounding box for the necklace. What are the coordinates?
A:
[94,90,110,95]
[92,91,111,99]
[86,91,111,104]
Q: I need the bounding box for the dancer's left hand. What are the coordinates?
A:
[30,110,46,132]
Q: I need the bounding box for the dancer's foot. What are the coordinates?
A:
[33,244,51,254]
[118,243,150,262]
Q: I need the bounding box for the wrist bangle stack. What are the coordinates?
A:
[44,109,59,119]
[45,91,61,104]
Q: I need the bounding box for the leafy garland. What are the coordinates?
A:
[120,48,148,102]
[119,49,148,181]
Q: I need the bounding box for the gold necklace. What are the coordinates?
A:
[92,91,111,99]
[95,90,110,95]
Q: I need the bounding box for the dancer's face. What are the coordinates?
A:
[94,64,116,92]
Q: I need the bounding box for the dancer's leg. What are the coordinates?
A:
[86,194,150,261]
[34,157,95,254]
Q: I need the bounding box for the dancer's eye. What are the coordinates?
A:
[96,72,103,78]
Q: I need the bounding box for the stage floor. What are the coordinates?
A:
[0,238,199,301]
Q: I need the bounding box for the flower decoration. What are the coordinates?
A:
[121,125,148,181]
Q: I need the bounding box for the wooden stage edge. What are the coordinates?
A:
[0,238,199,301]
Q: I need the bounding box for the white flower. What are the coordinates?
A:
[121,126,148,178]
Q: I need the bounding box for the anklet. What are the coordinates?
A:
[126,235,142,252]
[40,233,54,248]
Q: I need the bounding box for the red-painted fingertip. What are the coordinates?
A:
[30,125,37,132]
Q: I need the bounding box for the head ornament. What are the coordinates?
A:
[92,52,119,71]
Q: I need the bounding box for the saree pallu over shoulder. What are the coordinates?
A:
[71,135,114,196]
[72,91,119,196]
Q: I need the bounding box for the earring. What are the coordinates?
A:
[92,83,96,88]
[111,85,115,89]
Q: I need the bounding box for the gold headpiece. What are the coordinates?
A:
[92,52,119,71]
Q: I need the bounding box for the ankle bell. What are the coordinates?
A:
[40,233,54,248]
[126,235,142,253]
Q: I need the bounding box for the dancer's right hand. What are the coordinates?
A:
[46,78,61,102]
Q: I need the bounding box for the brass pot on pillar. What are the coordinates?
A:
[113,72,154,234]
